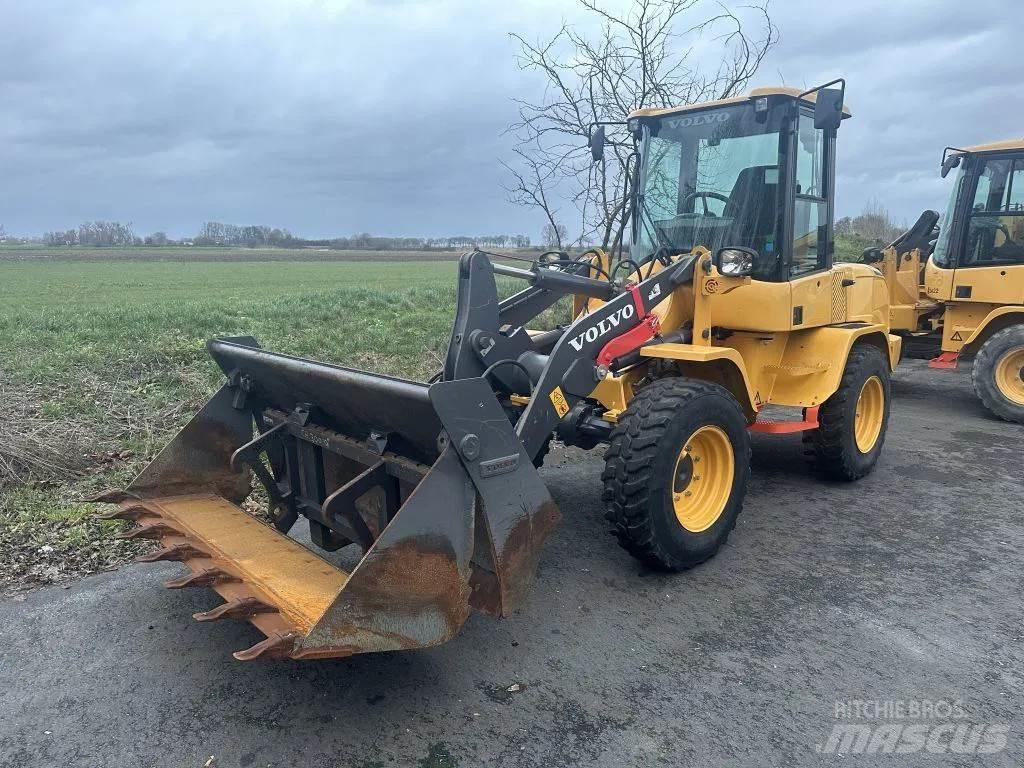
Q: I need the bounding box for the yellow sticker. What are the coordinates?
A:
[549,386,570,418]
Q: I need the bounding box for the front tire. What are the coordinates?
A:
[971,325,1024,424]
[811,344,891,480]
[601,378,751,571]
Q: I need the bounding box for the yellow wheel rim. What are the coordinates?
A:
[994,347,1024,406]
[854,375,885,453]
[672,426,734,533]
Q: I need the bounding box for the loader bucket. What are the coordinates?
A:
[98,337,559,660]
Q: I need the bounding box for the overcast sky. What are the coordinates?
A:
[2,0,1020,240]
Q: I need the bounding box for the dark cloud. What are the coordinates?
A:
[762,0,1021,223]
[2,0,1021,239]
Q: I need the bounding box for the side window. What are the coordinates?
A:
[791,114,828,277]
[963,156,1024,267]
[793,199,827,275]
[971,159,1010,211]
[1007,161,1024,212]
[795,115,824,197]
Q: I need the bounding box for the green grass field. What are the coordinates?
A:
[0,259,539,590]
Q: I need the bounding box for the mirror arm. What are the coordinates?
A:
[797,77,846,102]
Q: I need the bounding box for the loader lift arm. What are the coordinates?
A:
[443,250,697,458]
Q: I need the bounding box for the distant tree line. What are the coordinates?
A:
[308,233,532,250]
[43,220,137,247]
[35,220,532,250]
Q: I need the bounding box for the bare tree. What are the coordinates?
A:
[850,198,904,244]
[541,222,569,249]
[506,0,777,248]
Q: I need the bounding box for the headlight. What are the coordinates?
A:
[717,247,756,276]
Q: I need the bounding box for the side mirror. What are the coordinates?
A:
[589,125,606,163]
[716,246,757,276]
[940,153,961,179]
[813,87,844,131]
[862,247,884,264]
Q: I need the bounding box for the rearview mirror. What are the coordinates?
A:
[589,125,605,163]
[813,87,844,131]
[940,153,961,179]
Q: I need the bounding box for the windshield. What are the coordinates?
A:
[632,103,785,278]
[932,163,965,268]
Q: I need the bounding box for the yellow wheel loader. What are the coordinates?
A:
[867,139,1024,423]
[98,81,901,661]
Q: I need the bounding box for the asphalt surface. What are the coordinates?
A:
[1,360,1021,767]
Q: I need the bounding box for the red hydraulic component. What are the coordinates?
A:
[597,315,661,367]
[596,287,661,367]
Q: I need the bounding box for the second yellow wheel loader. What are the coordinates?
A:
[97,81,902,661]
[868,139,1024,423]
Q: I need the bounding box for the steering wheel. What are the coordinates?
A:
[975,218,1018,247]
[995,221,1019,246]
[682,191,730,216]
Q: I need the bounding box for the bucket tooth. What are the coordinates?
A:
[90,489,137,504]
[162,569,236,593]
[233,632,298,662]
[193,596,277,623]
[115,522,181,540]
[95,504,152,522]
[163,568,239,590]
[136,543,208,563]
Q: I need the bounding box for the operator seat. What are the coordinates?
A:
[723,165,779,278]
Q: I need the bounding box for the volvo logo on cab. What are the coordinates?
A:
[667,111,730,129]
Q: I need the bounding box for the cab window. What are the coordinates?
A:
[791,114,828,277]
[962,156,1024,267]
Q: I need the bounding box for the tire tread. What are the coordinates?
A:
[601,378,750,570]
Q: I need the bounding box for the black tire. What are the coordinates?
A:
[901,333,941,361]
[971,325,1024,424]
[810,344,891,480]
[601,378,751,571]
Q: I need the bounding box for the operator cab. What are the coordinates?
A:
[933,140,1024,272]
[623,84,849,281]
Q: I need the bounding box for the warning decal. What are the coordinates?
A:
[549,387,571,418]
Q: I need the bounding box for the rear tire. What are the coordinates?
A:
[810,344,891,480]
[972,325,1024,424]
[601,378,751,571]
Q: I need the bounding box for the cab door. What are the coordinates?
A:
[787,112,834,328]
[954,153,1024,306]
